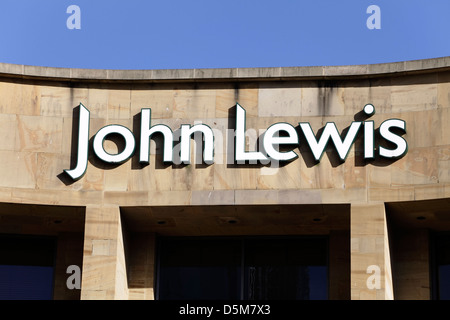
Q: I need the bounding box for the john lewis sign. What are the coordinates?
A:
[64,103,407,180]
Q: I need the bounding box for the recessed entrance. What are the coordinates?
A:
[120,203,350,300]
[0,202,86,300]
[156,236,328,300]
[386,197,450,300]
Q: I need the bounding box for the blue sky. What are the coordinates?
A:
[0,1,449,70]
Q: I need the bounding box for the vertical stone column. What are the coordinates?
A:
[351,203,394,300]
[81,205,129,300]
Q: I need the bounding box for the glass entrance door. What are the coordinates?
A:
[157,237,328,300]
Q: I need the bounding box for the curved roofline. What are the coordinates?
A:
[0,56,449,83]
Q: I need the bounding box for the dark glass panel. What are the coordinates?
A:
[0,265,54,300]
[158,238,241,300]
[434,235,450,300]
[157,237,328,300]
[244,238,328,300]
[0,235,55,300]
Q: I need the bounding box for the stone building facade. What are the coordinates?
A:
[0,57,449,300]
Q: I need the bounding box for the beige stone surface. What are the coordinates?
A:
[437,72,450,108]
[81,205,128,300]
[390,74,438,112]
[15,115,63,153]
[351,204,393,300]
[301,85,345,116]
[215,83,258,118]
[0,81,40,115]
[173,86,216,119]
[258,83,302,117]
[107,88,131,120]
[0,114,17,151]
[0,150,37,188]
[40,85,87,118]
[131,86,173,119]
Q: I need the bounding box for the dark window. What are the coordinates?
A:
[0,235,56,300]
[157,238,241,300]
[432,234,450,300]
[157,237,328,300]
[244,238,327,300]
